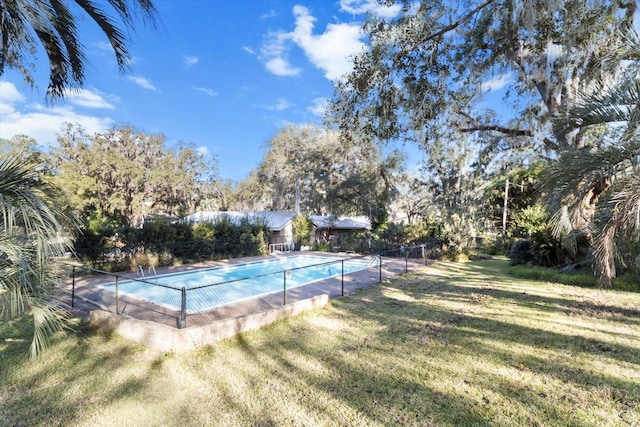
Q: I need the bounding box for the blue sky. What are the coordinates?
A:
[0,0,416,181]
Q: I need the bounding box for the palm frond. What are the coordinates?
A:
[74,0,134,73]
[553,74,640,143]
[0,151,75,357]
[554,27,640,145]
[29,297,69,359]
[593,174,640,287]
[0,0,157,98]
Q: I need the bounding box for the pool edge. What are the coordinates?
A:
[89,293,330,353]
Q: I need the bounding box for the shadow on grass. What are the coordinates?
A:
[424,259,640,324]
[2,258,638,426]
[220,258,640,425]
[229,321,493,425]
[0,318,165,426]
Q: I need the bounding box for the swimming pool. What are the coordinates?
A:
[99,255,371,313]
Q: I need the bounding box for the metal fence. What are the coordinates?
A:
[58,241,441,328]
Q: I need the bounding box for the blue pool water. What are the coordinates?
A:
[100,255,371,313]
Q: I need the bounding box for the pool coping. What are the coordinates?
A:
[89,293,330,353]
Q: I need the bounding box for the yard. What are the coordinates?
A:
[1,258,639,426]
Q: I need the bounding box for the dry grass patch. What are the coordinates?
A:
[1,258,639,426]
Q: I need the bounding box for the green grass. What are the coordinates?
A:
[1,258,639,426]
[506,261,640,292]
[506,263,599,287]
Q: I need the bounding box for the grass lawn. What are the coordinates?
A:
[1,258,639,426]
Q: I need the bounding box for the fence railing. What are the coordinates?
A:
[268,241,295,253]
[59,241,441,329]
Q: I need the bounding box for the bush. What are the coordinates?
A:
[312,241,331,252]
[76,215,270,271]
[506,239,534,265]
[509,204,549,238]
[130,252,151,271]
[292,214,313,248]
[613,271,640,292]
[529,230,565,267]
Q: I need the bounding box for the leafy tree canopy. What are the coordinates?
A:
[330,0,636,153]
[249,124,405,216]
[52,123,218,227]
[329,0,637,265]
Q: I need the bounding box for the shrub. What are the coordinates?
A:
[313,241,331,252]
[130,252,151,271]
[509,204,549,238]
[506,239,534,265]
[292,214,313,248]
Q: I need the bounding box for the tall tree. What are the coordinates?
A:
[234,170,269,211]
[0,0,157,99]
[0,151,74,358]
[547,30,640,287]
[253,124,404,216]
[329,0,636,252]
[53,124,217,227]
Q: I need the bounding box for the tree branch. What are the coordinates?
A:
[456,110,533,137]
[410,0,495,50]
[458,124,533,137]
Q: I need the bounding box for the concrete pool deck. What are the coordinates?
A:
[61,252,429,353]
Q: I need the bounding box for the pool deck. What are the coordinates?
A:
[60,251,429,352]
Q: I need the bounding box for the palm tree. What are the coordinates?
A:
[0,0,157,99]
[0,151,75,357]
[548,30,640,287]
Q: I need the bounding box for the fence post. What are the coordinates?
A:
[341,259,344,296]
[71,265,76,308]
[115,276,119,314]
[283,271,287,305]
[179,287,187,329]
[405,250,408,273]
[379,254,382,282]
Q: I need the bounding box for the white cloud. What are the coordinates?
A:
[260,30,302,77]
[0,83,114,145]
[339,0,402,19]
[127,75,158,91]
[266,98,293,111]
[265,57,301,77]
[291,5,365,80]
[184,55,199,67]
[243,46,255,55]
[94,41,113,52]
[0,81,26,103]
[308,97,329,116]
[481,72,512,92]
[260,9,277,19]
[195,87,218,97]
[259,6,365,81]
[66,88,115,109]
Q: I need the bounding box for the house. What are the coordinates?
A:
[181,211,371,252]
[309,215,371,246]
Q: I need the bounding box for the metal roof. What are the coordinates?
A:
[310,215,371,230]
[182,211,371,232]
